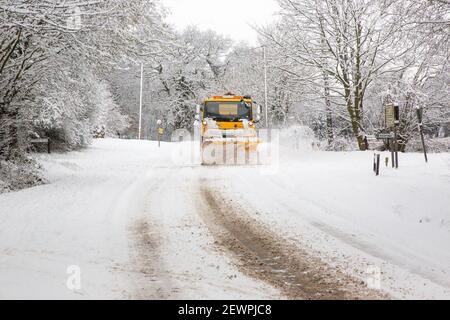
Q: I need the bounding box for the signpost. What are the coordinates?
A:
[385,103,400,169]
[157,119,163,147]
[372,102,400,175]
[30,138,51,154]
[393,104,400,169]
[385,104,396,129]
[376,133,395,139]
[376,132,395,168]
[389,139,395,168]
[373,153,381,176]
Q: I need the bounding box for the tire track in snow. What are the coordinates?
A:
[120,170,173,299]
[198,185,387,300]
[127,217,166,299]
[135,166,281,299]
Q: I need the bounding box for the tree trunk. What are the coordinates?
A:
[0,109,7,160]
[323,71,334,145]
[344,84,368,151]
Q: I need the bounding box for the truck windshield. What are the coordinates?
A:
[204,101,251,121]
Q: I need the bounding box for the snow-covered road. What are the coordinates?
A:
[1,139,449,299]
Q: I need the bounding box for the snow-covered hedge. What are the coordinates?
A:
[0,157,45,193]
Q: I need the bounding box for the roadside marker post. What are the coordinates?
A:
[390,138,395,168]
[373,153,381,176]
[373,154,376,173]
[376,154,380,176]
[393,104,400,169]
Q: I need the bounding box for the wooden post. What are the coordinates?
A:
[393,127,399,169]
[419,128,428,163]
[394,105,400,168]
[376,154,381,176]
[373,153,376,173]
[390,139,395,168]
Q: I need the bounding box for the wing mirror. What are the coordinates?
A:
[252,104,262,123]
[240,100,251,109]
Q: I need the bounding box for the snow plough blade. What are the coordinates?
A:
[201,138,261,166]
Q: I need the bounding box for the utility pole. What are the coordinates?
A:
[416,106,428,163]
[393,104,400,169]
[263,45,269,128]
[138,63,144,140]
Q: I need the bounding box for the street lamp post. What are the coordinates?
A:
[138,63,144,140]
[233,44,270,128]
[263,45,269,128]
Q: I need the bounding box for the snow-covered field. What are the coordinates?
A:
[0,139,449,299]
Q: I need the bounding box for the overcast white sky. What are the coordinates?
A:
[162,0,280,45]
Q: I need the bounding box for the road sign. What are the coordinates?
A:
[376,133,395,139]
[385,104,396,128]
[157,127,164,148]
[385,104,400,128]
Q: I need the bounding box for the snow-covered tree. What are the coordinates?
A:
[257,0,449,150]
[0,0,170,190]
[109,27,234,137]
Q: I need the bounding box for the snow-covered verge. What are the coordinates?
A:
[206,146,450,299]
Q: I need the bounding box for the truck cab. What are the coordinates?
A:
[198,95,261,133]
[196,94,262,165]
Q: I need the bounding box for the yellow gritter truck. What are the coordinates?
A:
[196,94,262,165]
